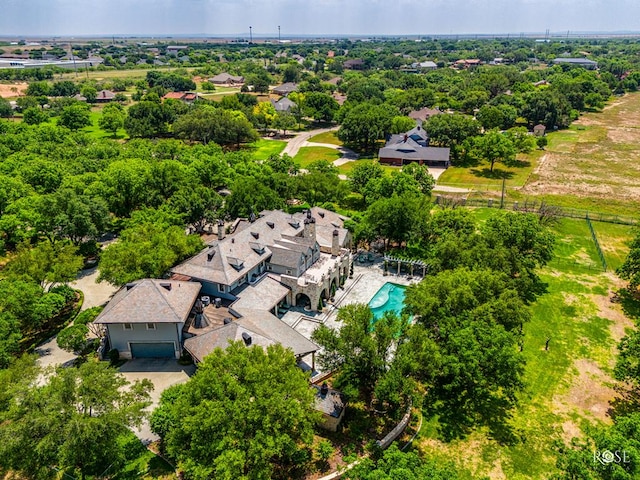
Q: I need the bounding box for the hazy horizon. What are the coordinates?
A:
[1,0,638,38]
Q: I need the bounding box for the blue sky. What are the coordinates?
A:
[0,0,637,36]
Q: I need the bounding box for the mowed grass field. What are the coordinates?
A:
[436,93,640,217]
[293,146,341,168]
[416,212,636,479]
[308,131,342,146]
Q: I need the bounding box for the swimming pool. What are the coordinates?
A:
[368,282,407,320]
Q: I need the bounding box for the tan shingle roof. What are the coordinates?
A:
[94,279,201,324]
[184,308,318,362]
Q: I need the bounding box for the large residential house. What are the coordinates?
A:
[95,208,351,364]
[378,124,450,168]
[171,207,352,315]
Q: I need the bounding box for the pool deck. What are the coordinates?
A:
[283,255,420,372]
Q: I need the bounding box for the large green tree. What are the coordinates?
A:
[5,240,83,290]
[98,219,203,285]
[425,113,481,163]
[338,103,398,152]
[58,103,92,131]
[617,230,640,290]
[150,342,319,480]
[98,102,125,137]
[0,360,152,479]
[312,304,409,404]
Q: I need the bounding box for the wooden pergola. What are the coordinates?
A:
[383,256,428,277]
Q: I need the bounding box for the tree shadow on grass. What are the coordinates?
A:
[470,167,515,180]
[616,288,640,323]
[424,397,521,446]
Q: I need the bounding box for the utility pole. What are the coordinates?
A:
[249,26,252,44]
[278,25,281,43]
[500,178,506,209]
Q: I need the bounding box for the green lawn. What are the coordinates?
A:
[113,433,176,480]
[82,108,128,140]
[591,221,636,271]
[248,138,286,160]
[294,146,341,168]
[308,131,342,146]
[437,149,542,190]
[418,214,629,479]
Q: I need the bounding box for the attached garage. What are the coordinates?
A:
[130,342,175,359]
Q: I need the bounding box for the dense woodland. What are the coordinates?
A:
[1,37,640,479]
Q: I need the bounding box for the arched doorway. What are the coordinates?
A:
[295,292,311,308]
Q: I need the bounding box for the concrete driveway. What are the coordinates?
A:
[119,358,196,444]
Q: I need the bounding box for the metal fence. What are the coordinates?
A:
[434,195,639,226]
[586,215,608,271]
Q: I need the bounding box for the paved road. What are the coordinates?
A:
[119,359,196,444]
[36,267,119,369]
[281,126,339,157]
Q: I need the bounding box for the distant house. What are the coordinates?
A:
[343,58,364,70]
[403,60,438,72]
[313,383,346,432]
[408,107,442,124]
[162,91,199,103]
[272,82,298,96]
[209,72,244,85]
[533,124,546,136]
[167,45,189,56]
[552,58,598,69]
[454,59,482,69]
[327,50,335,58]
[95,90,116,102]
[271,97,297,112]
[94,279,202,359]
[378,123,450,168]
[73,93,87,102]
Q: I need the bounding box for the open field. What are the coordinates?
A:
[522,95,640,205]
[437,149,542,189]
[436,93,640,217]
[248,138,286,160]
[294,146,341,168]
[0,82,27,98]
[416,213,635,479]
[57,66,198,81]
[308,131,342,146]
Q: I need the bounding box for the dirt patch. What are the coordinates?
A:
[590,293,634,344]
[0,82,27,98]
[560,420,583,443]
[554,359,618,423]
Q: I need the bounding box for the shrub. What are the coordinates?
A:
[57,324,89,353]
[108,348,120,364]
[74,306,103,326]
[49,285,77,304]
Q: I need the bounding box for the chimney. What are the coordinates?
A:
[242,332,252,346]
[207,248,216,262]
[217,219,225,240]
[304,210,316,242]
[331,229,340,257]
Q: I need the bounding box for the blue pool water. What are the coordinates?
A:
[368,283,407,320]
